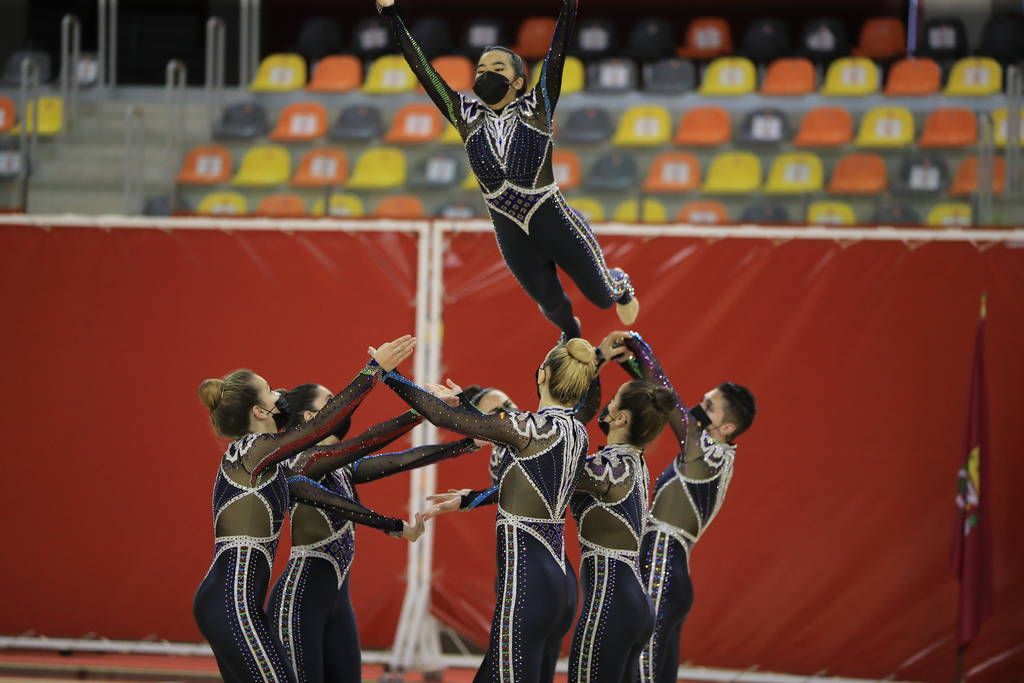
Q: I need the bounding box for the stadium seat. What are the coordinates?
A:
[328,105,384,142]
[895,153,951,195]
[291,148,348,187]
[408,151,463,189]
[829,153,887,194]
[568,196,606,222]
[807,200,856,225]
[430,56,475,91]
[856,106,914,147]
[385,103,443,144]
[678,200,729,224]
[348,147,406,189]
[373,194,425,218]
[852,17,905,60]
[821,57,879,96]
[760,58,815,96]
[294,17,345,66]
[674,107,731,146]
[738,109,792,145]
[364,55,417,93]
[311,192,365,217]
[873,204,922,225]
[643,152,700,192]
[613,199,668,223]
[232,145,292,186]
[462,18,507,57]
[462,172,480,191]
[514,17,557,60]
[10,97,62,136]
[703,152,762,193]
[764,152,824,193]
[352,17,397,59]
[552,150,581,190]
[740,19,791,64]
[643,58,696,94]
[559,107,614,144]
[884,58,941,96]
[307,55,363,92]
[951,156,1005,196]
[435,201,481,219]
[256,193,307,217]
[993,108,1024,147]
[586,58,637,93]
[213,102,269,141]
[625,18,676,61]
[586,152,639,191]
[270,102,327,142]
[978,12,1024,65]
[548,55,585,94]
[0,96,14,133]
[177,145,232,185]
[741,204,790,222]
[794,106,853,147]
[410,17,453,60]
[197,191,248,215]
[2,50,52,86]
[919,17,968,62]
[927,203,972,227]
[800,17,850,64]
[0,138,21,180]
[678,17,732,60]
[571,18,617,60]
[944,58,1002,96]
[699,57,756,96]
[612,105,672,146]
[918,108,977,148]
[250,54,306,92]
[440,122,463,144]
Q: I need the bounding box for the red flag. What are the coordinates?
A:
[950,294,994,650]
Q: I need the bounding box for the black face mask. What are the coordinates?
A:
[597,404,612,435]
[474,70,512,105]
[689,405,711,429]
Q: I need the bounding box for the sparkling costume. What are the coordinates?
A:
[568,445,655,683]
[381,0,635,340]
[269,409,478,683]
[194,361,388,683]
[384,371,594,683]
[617,336,736,683]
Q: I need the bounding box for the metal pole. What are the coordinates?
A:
[977,114,994,227]
[18,58,40,210]
[250,0,261,86]
[239,0,250,87]
[97,0,106,89]
[205,18,226,127]
[123,106,144,214]
[60,15,81,134]
[165,60,187,195]
[109,0,118,89]
[1006,66,1021,197]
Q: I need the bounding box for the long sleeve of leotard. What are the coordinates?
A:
[380,3,463,127]
[292,410,423,479]
[459,486,499,510]
[621,333,690,457]
[249,361,384,479]
[352,438,479,484]
[574,375,601,425]
[288,475,404,535]
[535,0,579,124]
[383,371,532,450]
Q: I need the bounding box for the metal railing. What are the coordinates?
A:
[1006,65,1021,198]
[18,58,41,210]
[123,106,145,214]
[165,60,187,197]
[60,14,81,133]
[238,0,261,87]
[97,0,118,89]
[977,114,994,226]
[205,17,226,128]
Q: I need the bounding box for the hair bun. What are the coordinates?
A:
[198,378,224,411]
[565,338,596,365]
[653,386,676,414]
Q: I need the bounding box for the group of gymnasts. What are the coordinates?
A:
[193,1,757,681]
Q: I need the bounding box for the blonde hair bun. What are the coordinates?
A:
[565,338,596,365]
[198,378,225,411]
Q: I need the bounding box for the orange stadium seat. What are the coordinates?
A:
[552,150,581,190]
[292,148,348,187]
[829,153,888,194]
[384,103,443,144]
[256,193,307,217]
[0,96,14,133]
[918,108,977,148]
[307,55,363,92]
[514,17,557,60]
[950,156,1005,196]
[430,56,474,91]
[885,58,941,96]
[678,17,732,60]
[674,107,731,146]
[677,200,729,224]
[177,145,232,185]
[643,152,700,192]
[270,102,328,142]
[794,107,853,147]
[373,194,426,218]
[853,17,906,60]
[760,58,815,96]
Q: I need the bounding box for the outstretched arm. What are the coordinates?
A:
[293,410,422,479]
[288,476,412,536]
[536,0,579,123]
[352,438,479,484]
[620,332,689,454]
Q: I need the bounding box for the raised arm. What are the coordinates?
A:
[288,475,406,535]
[378,0,464,127]
[536,0,579,122]
[352,438,479,484]
[293,410,423,480]
[621,332,688,454]
[574,375,602,425]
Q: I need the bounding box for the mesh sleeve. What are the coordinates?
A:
[352,439,479,484]
[460,486,499,510]
[295,410,422,479]
[622,333,689,456]
[536,0,578,124]
[288,475,403,535]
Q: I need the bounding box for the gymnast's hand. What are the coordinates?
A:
[375,0,395,9]
[400,512,426,542]
[425,379,462,407]
[423,489,470,520]
[598,331,633,366]
[368,334,416,372]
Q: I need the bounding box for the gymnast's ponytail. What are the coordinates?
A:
[619,380,676,447]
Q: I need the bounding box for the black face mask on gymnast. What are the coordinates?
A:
[689,405,712,429]
[474,70,513,105]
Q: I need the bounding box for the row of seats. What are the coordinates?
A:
[178,143,1008,197]
[249,51,1010,98]
[213,99,1024,150]
[187,189,976,227]
[0,96,63,136]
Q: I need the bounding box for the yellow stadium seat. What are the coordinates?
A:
[568,196,605,222]
[364,55,417,94]
[311,193,366,218]
[944,57,1001,97]
[9,97,63,136]
[197,191,248,216]
[348,147,406,189]
[441,123,462,145]
[764,152,824,194]
[993,108,1024,147]
[807,200,856,225]
[699,57,756,96]
[528,56,584,94]
[250,53,306,92]
[232,145,292,186]
[702,151,762,193]
[612,199,667,223]
[611,105,671,146]
[821,57,879,96]
[855,106,914,148]
[927,203,972,227]
[461,172,480,190]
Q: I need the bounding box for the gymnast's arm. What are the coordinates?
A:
[293,410,422,479]
[288,475,406,535]
[536,0,579,122]
[351,438,480,484]
[620,332,688,454]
